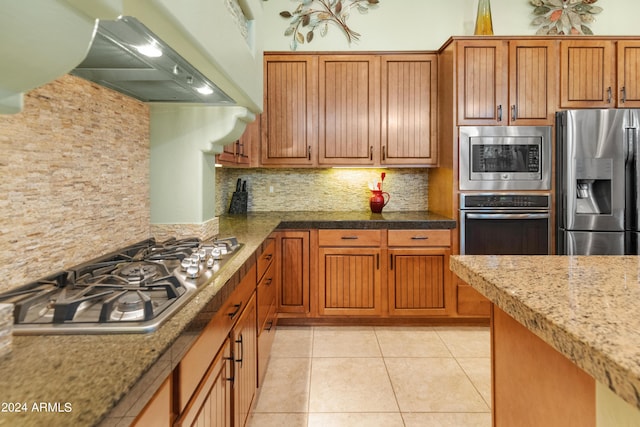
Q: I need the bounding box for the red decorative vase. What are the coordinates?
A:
[369,190,390,213]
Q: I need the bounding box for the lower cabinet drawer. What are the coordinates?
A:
[257,261,276,331]
[318,229,383,247]
[388,229,451,247]
[258,301,277,388]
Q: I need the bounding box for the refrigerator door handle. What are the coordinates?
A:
[634,127,640,231]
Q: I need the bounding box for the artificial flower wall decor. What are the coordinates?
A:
[530,0,602,35]
[280,0,380,51]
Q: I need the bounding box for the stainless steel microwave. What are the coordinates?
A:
[459,126,552,191]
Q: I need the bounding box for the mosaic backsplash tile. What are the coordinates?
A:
[215,167,429,214]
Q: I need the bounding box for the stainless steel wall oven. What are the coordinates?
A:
[459,193,552,255]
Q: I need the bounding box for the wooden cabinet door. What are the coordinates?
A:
[617,41,640,107]
[381,54,438,165]
[388,247,448,316]
[560,40,615,108]
[274,230,310,314]
[455,277,490,317]
[233,293,257,427]
[508,40,557,125]
[216,142,237,165]
[318,55,380,166]
[262,55,317,166]
[175,340,232,427]
[216,116,254,167]
[457,40,508,125]
[318,247,382,316]
[132,375,172,427]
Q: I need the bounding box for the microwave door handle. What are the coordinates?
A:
[466,213,549,220]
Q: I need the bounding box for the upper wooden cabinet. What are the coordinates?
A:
[457,40,507,125]
[457,39,556,125]
[560,39,640,108]
[381,54,438,165]
[560,40,615,108]
[617,41,640,107]
[261,55,318,166]
[216,115,259,167]
[318,55,380,166]
[262,52,438,167]
[509,40,558,125]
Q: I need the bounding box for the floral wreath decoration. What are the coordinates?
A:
[530,0,603,35]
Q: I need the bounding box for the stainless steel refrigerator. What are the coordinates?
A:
[556,109,640,255]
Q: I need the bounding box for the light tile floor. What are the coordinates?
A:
[248,326,491,427]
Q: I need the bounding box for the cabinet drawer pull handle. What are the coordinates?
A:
[511,105,516,121]
[382,146,386,161]
[607,86,612,104]
[411,236,429,240]
[341,236,359,240]
[622,86,627,103]
[265,277,273,286]
[235,334,244,366]
[227,303,242,319]
[370,145,373,160]
[307,145,311,160]
[497,105,503,122]
[224,356,234,382]
[263,253,273,261]
[390,254,393,270]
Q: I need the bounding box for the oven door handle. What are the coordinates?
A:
[465,213,549,220]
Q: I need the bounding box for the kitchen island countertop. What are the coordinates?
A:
[450,255,640,412]
[0,211,452,427]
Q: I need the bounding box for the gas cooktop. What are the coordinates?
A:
[0,237,243,335]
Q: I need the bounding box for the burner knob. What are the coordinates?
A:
[198,248,207,261]
[186,263,199,279]
[212,247,222,260]
[181,258,192,270]
[206,255,215,268]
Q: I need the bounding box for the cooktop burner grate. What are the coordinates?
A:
[0,236,243,334]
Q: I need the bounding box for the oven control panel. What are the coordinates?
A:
[460,194,550,209]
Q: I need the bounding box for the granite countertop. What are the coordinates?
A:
[450,255,640,412]
[0,211,452,427]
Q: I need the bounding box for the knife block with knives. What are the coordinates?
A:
[228,178,248,214]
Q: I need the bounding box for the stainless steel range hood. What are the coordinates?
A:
[71,16,235,105]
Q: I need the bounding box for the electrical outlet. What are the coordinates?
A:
[269,185,274,193]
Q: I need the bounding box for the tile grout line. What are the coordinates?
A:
[306,326,314,427]
[373,326,407,427]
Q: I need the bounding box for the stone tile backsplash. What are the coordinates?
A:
[0,75,151,292]
[215,167,429,214]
